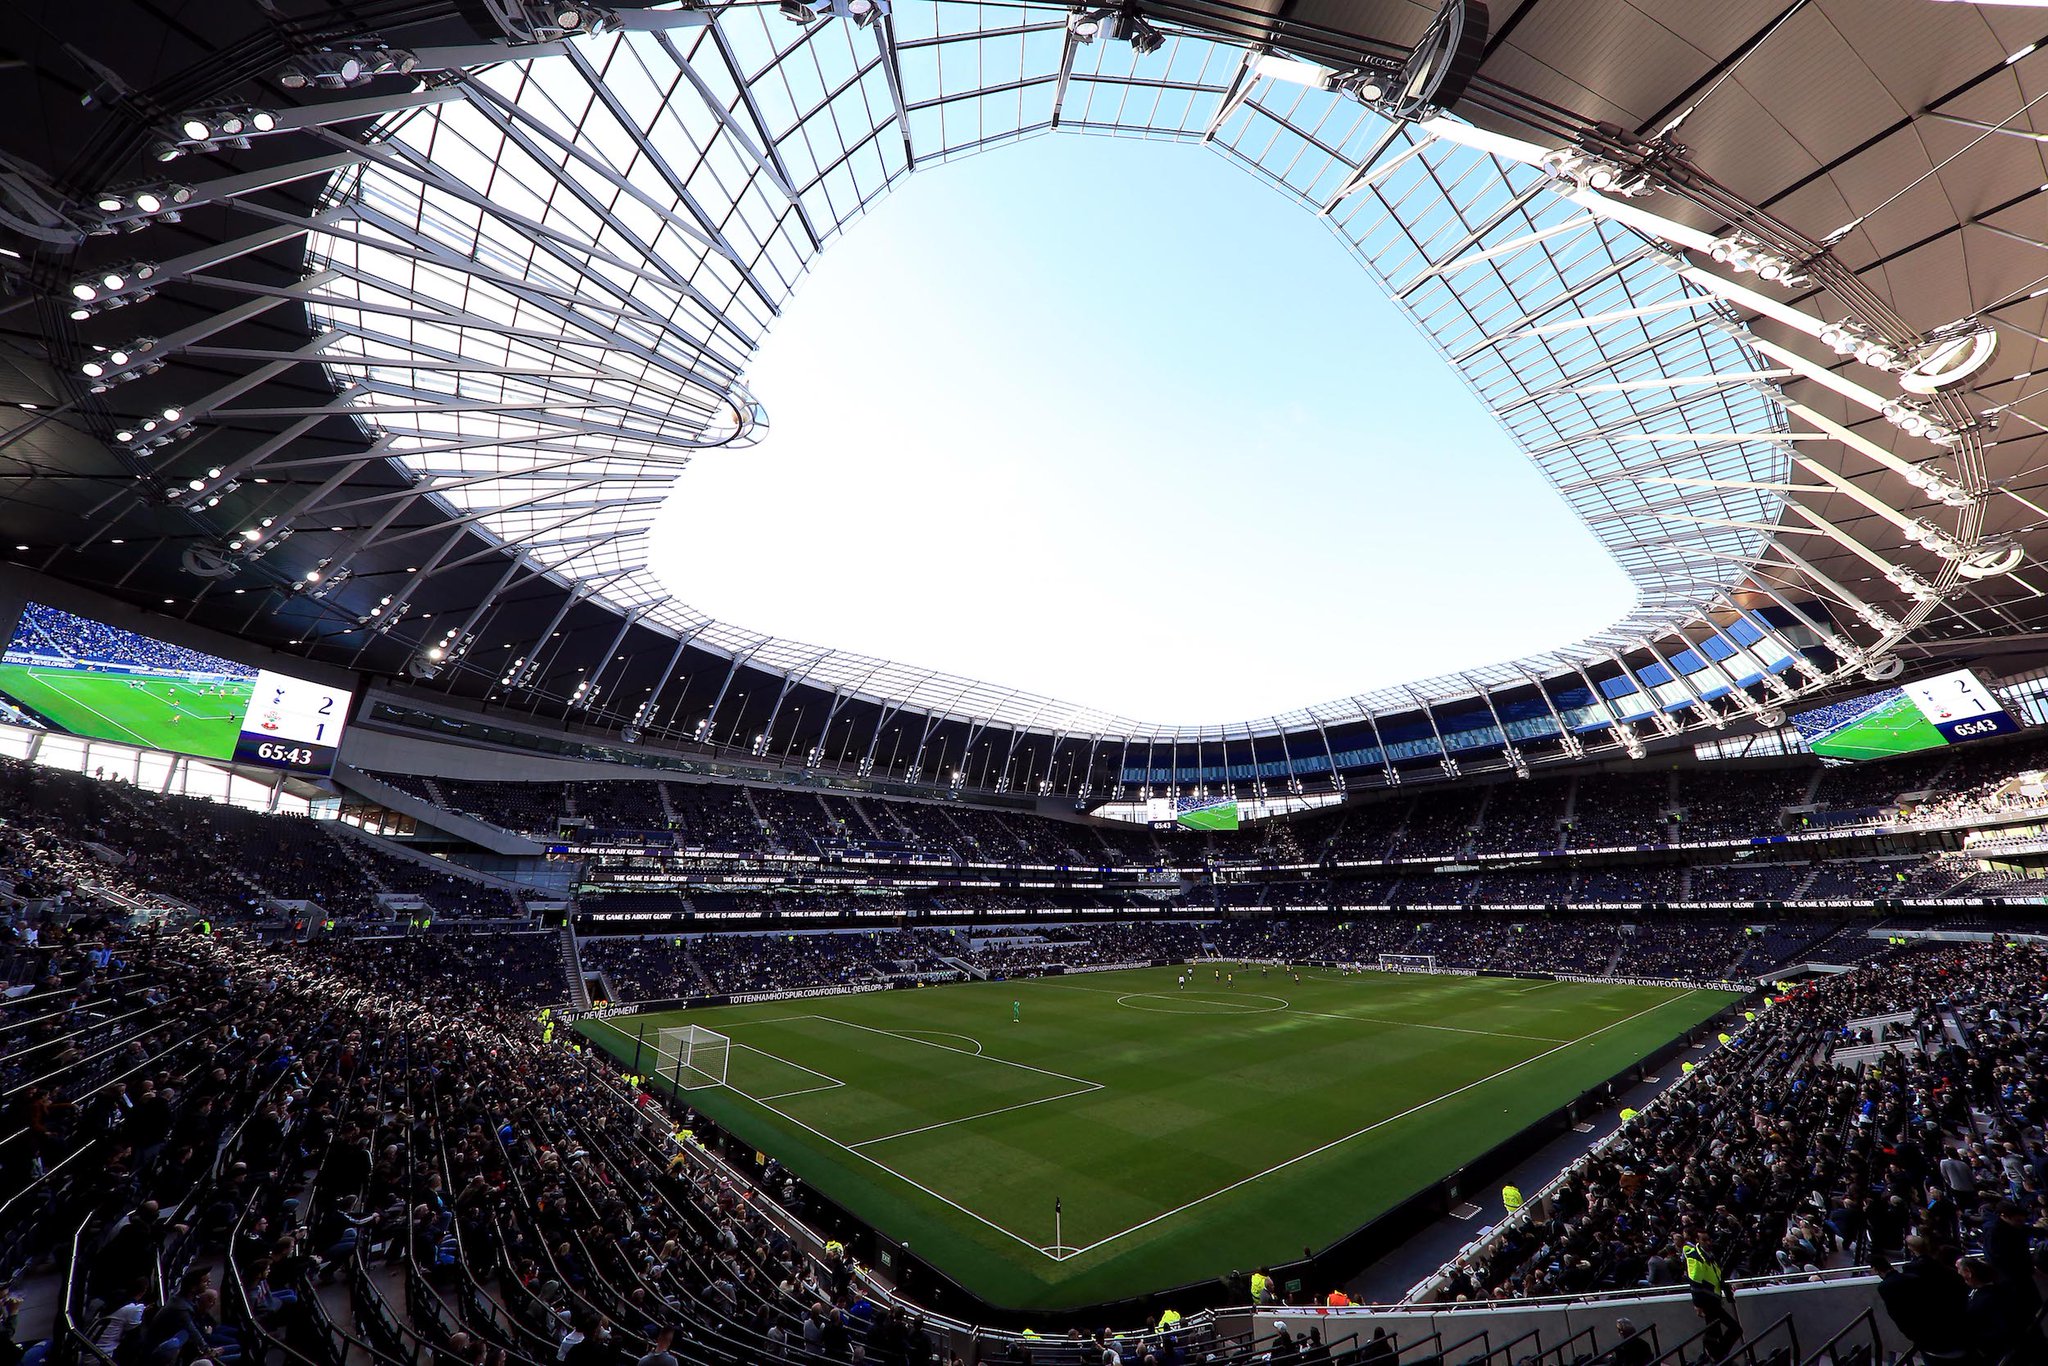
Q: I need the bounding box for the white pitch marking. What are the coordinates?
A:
[887,1028,986,1055]
[1059,990,1703,1260]
[849,1083,1105,1149]
[814,1015,1100,1090]
[702,1029,1065,1260]
[755,1082,845,1100]
[729,1042,843,1088]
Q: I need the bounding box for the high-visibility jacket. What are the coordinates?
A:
[1326,1292,1350,1308]
[1157,1309,1182,1329]
[1250,1272,1272,1303]
[1503,1184,1525,1213]
[1683,1243,1728,1297]
[1619,1107,1639,1121]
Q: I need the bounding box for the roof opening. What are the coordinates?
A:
[652,136,1633,722]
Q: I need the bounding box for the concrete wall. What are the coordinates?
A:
[1257,1275,1889,1365]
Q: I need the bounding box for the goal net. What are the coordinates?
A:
[1378,953,1439,973]
[655,1024,731,1091]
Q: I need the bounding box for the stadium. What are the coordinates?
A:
[16,0,2048,1362]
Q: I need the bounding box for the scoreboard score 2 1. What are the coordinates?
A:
[231,670,352,772]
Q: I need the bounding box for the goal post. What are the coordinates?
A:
[1377,953,1439,973]
[655,1024,731,1091]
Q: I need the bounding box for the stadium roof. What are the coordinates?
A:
[7,0,2048,796]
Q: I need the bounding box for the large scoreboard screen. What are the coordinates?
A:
[1791,667,2020,762]
[0,602,353,774]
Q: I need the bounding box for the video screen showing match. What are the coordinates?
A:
[0,602,353,774]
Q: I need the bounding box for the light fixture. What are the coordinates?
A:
[278,47,417,87]
[1883,564,1943,604]
[1541,147,1653,197]
[1066,6,1160,50]
[779,0,888,24]
[1904,517,1963,559]
[278,52,367,89]
[64,262,157,307]
[1816,317,1907,372]
[1706,232,1809,286]
[1880,396,1959,445]
[165,108,280,152]
[1901,461,1974,508]
[92,183,196,223]
[512,0,607,35]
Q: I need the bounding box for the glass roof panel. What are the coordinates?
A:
[299,7,1791,737]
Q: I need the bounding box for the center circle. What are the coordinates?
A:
[1114,992,1290,1015]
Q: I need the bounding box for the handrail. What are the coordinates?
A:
[1533,1322,1602,1366]
[59,1206,130,1366]
[1481,1324,1543,1366]
[0,973,155,1034]
[1442,1323,1491,1365]
[1723,1312,1800,1366]
[1796,1305,1880,1366]
[0,998,170,1066]
[1,992,195,1098]
[225,1185,346,1366]
[0,1014,219,1221]
[419,1088,556,1360]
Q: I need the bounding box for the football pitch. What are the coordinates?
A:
[579,965,1737,1309]
[1807,690,1947,761]
[0,663,249,758]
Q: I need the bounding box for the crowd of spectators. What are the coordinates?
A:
[571,781,670,832]
[1432,938,2048,1366]
[0,759,524,927]
[10,602,255,678]
[12,886,2048,1366]
[3,923,976,1366]
[569,914,1830,1003]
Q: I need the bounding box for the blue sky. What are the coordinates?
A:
[651,133,1633,725]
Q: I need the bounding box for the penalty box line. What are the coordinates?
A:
[711,1016,1084,1261]
[1058,989,1702,1261]
[727,1015,1106,1146]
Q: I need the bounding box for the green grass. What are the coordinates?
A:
[579,965,1736,1310]
[1809,690,1948,761]
[1176,804,1240,831]
[0,664,250,759]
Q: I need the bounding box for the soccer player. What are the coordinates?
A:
[1177,974,1185,990]
[1226,972,1234,987]
[1012,1000,1020,1024]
